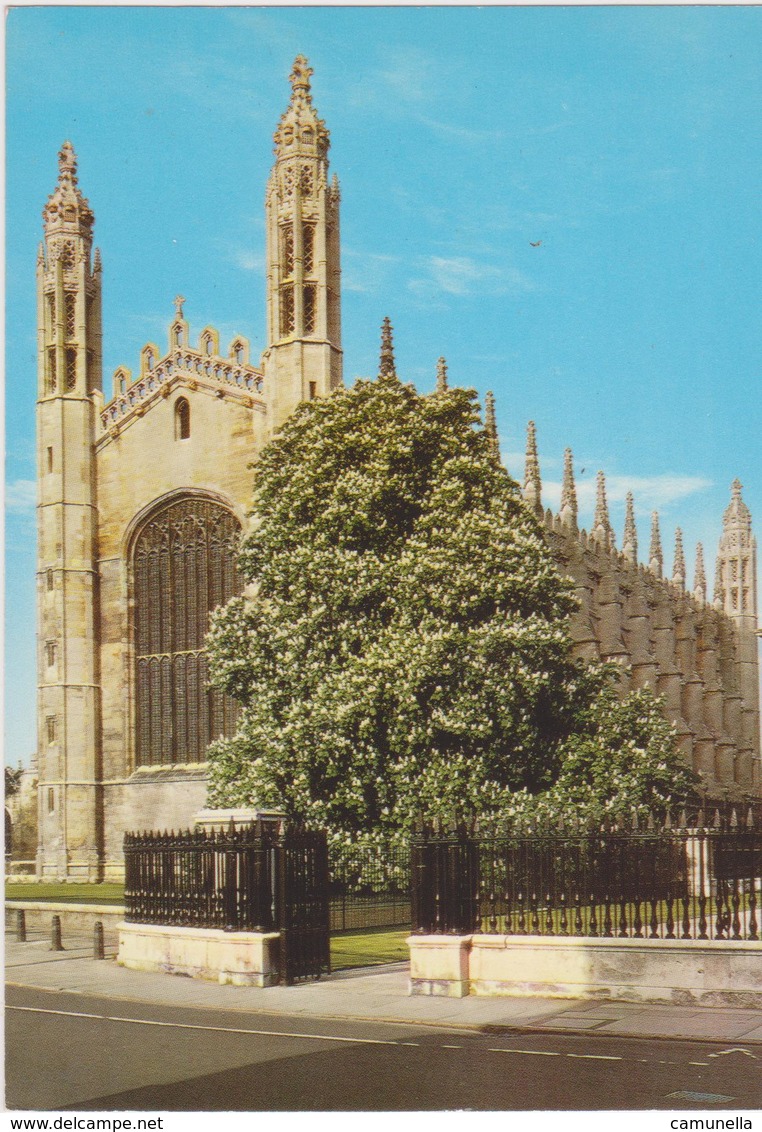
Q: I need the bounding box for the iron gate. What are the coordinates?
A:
[124,822,331,983]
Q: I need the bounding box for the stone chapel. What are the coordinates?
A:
[36,57,761,880]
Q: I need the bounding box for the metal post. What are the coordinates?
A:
[93,920,105,959]
[16,909,26,942]
[50,914,63,951]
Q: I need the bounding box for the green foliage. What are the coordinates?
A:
[207,375,604,833]
[5,766,22,797]
[506,686,700,825]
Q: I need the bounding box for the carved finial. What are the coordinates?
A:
[559,448,578,530]
[330,171,341,202]
[649,511,663,577]
[289,55,313,97]
[379,317,396,379]
[622,491,638,565]
[174,295,186,319]
[713,553,723,607]
[694,542,707,603]
[592,471,615,550]
[58,140,77,179]
[523,421,542,515]
[436,357,448,393]
[673,527,686,589]
[93,247,102,272]
[484,392,499,462]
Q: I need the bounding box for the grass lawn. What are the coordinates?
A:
[330,927,410,970]
[5,883,125,904]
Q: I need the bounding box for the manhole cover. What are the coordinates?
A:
[667,1091,736,1104]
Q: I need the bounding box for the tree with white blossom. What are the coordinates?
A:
[206,357,697,835]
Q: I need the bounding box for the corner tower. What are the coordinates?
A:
[36,142,102,879]
[262,56,342,430]
[714,480,760,761]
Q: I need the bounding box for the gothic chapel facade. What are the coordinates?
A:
[36,59,760,880]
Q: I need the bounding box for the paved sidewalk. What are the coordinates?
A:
[6,934,762,1044]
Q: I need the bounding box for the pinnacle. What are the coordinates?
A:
[622,491,638,564]
[559,447,578,530]
[592,470,615,550]
[522,421,542,515]
[694,542,707,602]
[649,511,663,577]
[484,392,499,462]
[379,317,397,379]
[673,527,686,588]
[436,357,448,393]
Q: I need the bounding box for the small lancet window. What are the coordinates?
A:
[204,337,213,356]
[45,641,57,667]
[309,381,317,401]
[234,344,244,365]
[145,350,154,371]
[174,325,185,348]
[46,447,54,474]
[46,569,54,592]
[46,716,57,744]
[175,397,191,440]
[48,788,55,813]
[119,376,126,395]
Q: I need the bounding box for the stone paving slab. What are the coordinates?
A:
[5,938,762,1044]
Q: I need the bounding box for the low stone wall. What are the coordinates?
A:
[118,922,281,986]
[6,901,125,937]
[408,934,762,1007]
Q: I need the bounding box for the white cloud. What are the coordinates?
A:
[542,473,712,514]
[6,480,36,514]
[409,255,536,299]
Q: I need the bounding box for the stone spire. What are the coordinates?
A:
[622,491,638,565]
[42,140,95,250]
[523,421,542,515]
[436,357,448,393]
[559,448,578,531]
[484,391,500,462]
[694,542,707,604]
[672,527,686,589]
[591,471,615,550]
[379,317,396,379]
[649,512,663,577]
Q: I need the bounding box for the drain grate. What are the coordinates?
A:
[667,1091,736,1104]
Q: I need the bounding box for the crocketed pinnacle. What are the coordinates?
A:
[649,511,663,577]
[436,357,448,393]
[591,471,615,550]
[522,421,542,515]
[559,448,578,530]
[622,491,638,565]
[484,392,499,462]
[672,527,686,589]
[694,542,707,603]
[43,140,94,240]
[379,317,397,379]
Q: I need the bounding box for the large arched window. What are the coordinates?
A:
[133,496,241,767]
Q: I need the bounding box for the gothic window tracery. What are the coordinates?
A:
[133,496,241,767]
[280,285,295,337]
[299,164,313,196]
[65,292,76,338]
[281,224,294,276]
[61,241,76,270]
[46,349,57,394]
[65,348,77,391]
[303,284,317,334]
[302,224,315,275]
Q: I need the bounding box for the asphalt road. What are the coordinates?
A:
[6,984,761,1112]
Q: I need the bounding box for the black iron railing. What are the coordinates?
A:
[411,808,762,942]
[123,822,330,981]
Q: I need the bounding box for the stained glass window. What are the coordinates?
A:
[133,497,241,767]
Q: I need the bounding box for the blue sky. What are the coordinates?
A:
[6,6,762,765]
